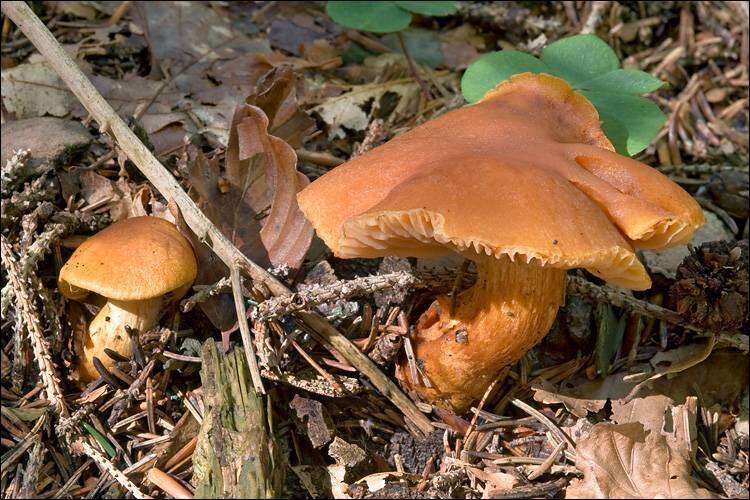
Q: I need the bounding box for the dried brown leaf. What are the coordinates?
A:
[169,196,235,331]
[248,66,316,149]
[610,394,674,435]
[533,351,747,418]
[225,103,313,269]
[310,79,423,140]
[87,74,183,118]
[184,82,313,329]
[533,379,607,418]
[130,1,268,74]
[301,39,341,66]
[78,171,137,222]
[2,64,195,157]
[439,25,483,70]
[266,10,339,57]
[1,61,79,118]
[188,103,312,270]
[651,350,748,406]
[566,421,716,499]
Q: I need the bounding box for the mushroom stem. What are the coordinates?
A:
[397,255,566,411]
[77,297,162,382]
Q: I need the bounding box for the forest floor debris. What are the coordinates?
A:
[1,1,748,499]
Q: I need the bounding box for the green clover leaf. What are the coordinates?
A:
[326,1,411,33]
[394,1,457,16]
[461,35,666,156]
[326,1,456,34]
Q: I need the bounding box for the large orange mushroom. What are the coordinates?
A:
[297,73,703,411]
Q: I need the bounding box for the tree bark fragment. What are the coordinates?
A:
[192,340,284,498]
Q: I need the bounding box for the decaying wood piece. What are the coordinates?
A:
[192,340,284,498]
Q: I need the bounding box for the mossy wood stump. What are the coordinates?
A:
[192,340,284,498]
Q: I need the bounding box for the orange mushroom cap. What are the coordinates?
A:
[297,73,703,290]
[59,216,198,301]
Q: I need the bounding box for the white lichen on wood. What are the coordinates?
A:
[254,272,418,320]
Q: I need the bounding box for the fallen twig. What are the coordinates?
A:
[146,467,193,499]
[464,368,508,450]
[527,441,567,480]
[489,477,569,499]
[396,31,432,100]
[74,440,149,499]
[580,1,610,34]
[230,265,265,394]
[18,438,46,499]
[419,266,742,346]
[0,413,47,481]
[253,272,417,320]
[180,278,230,312]
[566,275,747,354]
[53,458,94,498]
[253,267,735,346]
[289,338,343,393]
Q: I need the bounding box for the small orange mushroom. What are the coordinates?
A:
[297,73,703,411]
[59,216,197,382]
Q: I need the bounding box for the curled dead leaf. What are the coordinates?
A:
[248,65,317,150]
[184,75,313,329]
[188,103,313,270]
[225,103,313,269]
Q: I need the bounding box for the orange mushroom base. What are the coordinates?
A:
[397,256,566,411]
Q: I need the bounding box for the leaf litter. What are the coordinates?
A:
[1,1,748,499]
